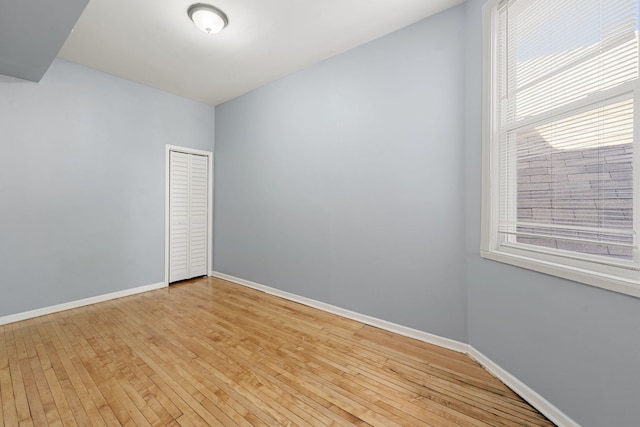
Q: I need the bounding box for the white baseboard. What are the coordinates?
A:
[211,271,468,353]
[467,347,579,427]
[212,271,579,427]
[0,281,167,326]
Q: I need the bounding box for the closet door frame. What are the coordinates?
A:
[164,144,213,286]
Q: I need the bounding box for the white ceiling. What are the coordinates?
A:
[58,0,463,106]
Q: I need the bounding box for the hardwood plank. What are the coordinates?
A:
[80,319,172,427]
[97,317,243,426]
[42,367,78,427]
[181,302,448,426]
[0,326,8,370]
[179,290,473,425]
[48,315,109,426]
[18,417,34,427]
[205,294,473,425]
[200,280,548,425]
[0,367,16,426]
[18,356,48,426]
[0,277,554,426]
[6,327,31,423]
[160,308,375,425]
[43,342,94,426]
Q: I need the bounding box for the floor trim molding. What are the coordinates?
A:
[210,271,467,353]
[211,270,579,427]
[467,347,579,427]
[0,281,166,326]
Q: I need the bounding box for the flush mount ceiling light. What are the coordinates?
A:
[188,4,228,34]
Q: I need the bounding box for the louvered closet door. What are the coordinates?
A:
[188,154,208,277]
[169,151,208,283]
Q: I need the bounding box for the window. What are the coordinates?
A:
[481,0,640,297]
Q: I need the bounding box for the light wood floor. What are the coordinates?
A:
[0,277,554,426]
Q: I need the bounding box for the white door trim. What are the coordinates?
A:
[165,144,214,285]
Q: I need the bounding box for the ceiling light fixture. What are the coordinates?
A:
[188,4,228,34]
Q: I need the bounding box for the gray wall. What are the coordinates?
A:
[464,1,640,426]
[0,59,214,317]
[214,5,467,341]
[0,0,88,82]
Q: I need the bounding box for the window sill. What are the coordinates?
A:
[480,249,640,299]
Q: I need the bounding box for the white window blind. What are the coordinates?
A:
[495,0,640,263]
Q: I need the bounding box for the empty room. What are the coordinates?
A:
[1,0,639,426]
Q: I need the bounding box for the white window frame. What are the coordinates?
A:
[480,0,640,299]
